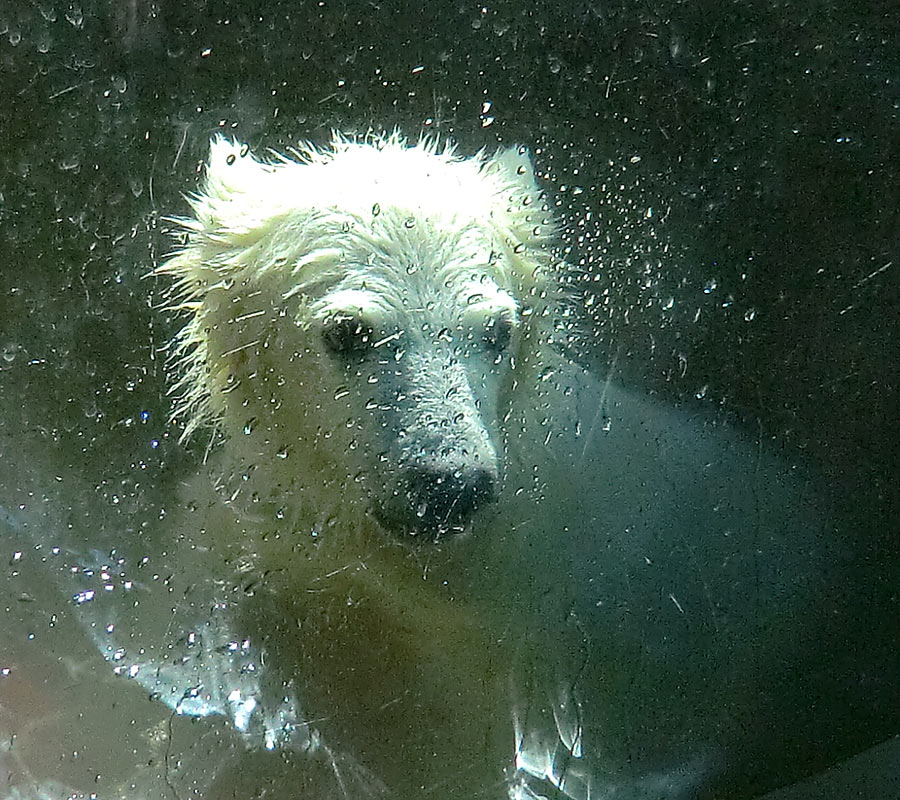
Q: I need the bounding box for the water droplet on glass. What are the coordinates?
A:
[65,6,83,27]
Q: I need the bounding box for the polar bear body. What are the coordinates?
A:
[155,135,833,800]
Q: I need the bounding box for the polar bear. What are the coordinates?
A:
[150,134,835,800]
[156,132,577,796]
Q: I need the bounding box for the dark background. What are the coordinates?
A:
[0,1,897,795]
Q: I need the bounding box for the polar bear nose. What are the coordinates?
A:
[395,461,498,535]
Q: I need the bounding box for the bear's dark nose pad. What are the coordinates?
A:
[404,462,498,534]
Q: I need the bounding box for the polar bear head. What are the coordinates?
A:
[160,133,559,541]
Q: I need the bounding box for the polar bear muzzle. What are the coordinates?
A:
[375,456,498,538]
[370,346,502,539]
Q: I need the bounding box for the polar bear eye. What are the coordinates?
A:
[482,313,515,354]
[321,313,374,358]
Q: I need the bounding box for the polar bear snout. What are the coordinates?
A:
[369,348,504,537]
[378,455,499,537]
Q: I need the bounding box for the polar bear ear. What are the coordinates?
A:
[185,136,284,234]
[201,136,272,206]
[490,145,541,195]
[484,145,556,251]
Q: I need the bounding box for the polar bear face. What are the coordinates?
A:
[306,237,518,535]
[161,134,557,540]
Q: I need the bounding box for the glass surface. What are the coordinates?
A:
[1,3,897,799]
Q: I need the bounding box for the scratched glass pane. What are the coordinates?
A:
[1,4,897,800]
